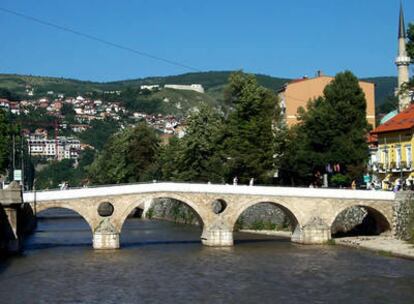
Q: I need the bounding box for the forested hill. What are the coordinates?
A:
[0,71,396,108]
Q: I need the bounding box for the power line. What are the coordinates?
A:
[0,7,201,72]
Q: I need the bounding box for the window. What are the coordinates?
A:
[383,147,389,168]
[396,146,402,168]
[406,145,412,168]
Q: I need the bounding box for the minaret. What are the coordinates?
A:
[395,3,411,111]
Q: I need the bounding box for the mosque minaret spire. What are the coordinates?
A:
[395,2,411,111]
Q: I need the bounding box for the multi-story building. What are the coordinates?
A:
[278,71,376,127]
[371,104,414,189]
[27,130,81,160]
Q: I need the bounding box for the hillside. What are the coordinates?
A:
[0,72,397,113]
[361,76,397,106]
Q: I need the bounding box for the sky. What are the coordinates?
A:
[0,0,413,82]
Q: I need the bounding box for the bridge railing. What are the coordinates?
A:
[23,181,396,203]
[26,180,387,193]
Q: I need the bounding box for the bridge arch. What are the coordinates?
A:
[116,193,207,233]
[32,202,95,232]
[329,204,392,237]
[230,199,303,233]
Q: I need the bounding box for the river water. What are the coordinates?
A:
[1,210,414,304]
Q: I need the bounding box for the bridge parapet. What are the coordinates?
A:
[23,182,396,203]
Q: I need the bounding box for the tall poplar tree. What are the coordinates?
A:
[407,23,414,60]
[221,72,280,184]
[406,23,414,90]
[0,109,11,174]
[88,123,160,184]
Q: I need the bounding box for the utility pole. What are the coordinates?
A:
[21,135,24,190]
[12,134,15,180]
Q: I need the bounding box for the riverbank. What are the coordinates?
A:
[240,229,414,260]
[239,229,292,238]
[335,236,414,260]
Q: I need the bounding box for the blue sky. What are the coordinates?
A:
[0,0,413,81]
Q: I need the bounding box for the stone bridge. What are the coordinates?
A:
[22,183,396,249]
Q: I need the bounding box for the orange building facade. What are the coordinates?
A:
[278,75,376,128]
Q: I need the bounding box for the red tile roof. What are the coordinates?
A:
[367,132,378,144]
[372,104,414,134]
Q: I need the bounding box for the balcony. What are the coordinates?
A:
[384,161,414,172]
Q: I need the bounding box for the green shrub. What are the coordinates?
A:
[330,174,350,188]
[146,207,154,219]
[234,216,245,231]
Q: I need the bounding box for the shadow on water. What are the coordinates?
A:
[234,238,290,245]
[23,235,288,251]
[122,239,201,248]
[25,242,91,250]
[122,237,289,248]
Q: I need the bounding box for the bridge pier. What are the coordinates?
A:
[0,182,37,254]
[93,232,120,249]
[93,218,120,249]
[291,218,331,244]
[1,206,21,252]
[201,224,233,246]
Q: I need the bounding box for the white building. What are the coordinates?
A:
[28,135,81,160]
[164,84,205,94]
[140,85,160,91]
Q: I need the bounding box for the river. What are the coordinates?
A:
[0,209,414,303]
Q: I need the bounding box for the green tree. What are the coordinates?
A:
[79,119,120,151]
[282,71,369,186]
[221,71,280,184]
[161,105,224,182]
[34,149,96,190]
[407,23,414,61]
[0,88,21,101]
[406,23,414,94]
[0,109,12,174]
[61,103,76,123]
[36,159,77,189]
[88,123,160,184]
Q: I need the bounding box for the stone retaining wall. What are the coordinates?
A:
[393,192,414,241]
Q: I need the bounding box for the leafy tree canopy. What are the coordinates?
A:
[0,109,12,174]
[88,123,160,184]
[78,118,120,151]
[407,23,414,61]
[160,104,224,182]
[280,71,369,186]
[221,71,280,184]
